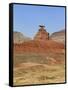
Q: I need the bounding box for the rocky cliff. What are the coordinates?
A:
[34,25,49,41]
[50,29,65,44]
[13,31,31,44]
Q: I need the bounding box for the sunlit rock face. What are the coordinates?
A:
[50,29,65,44]
[13,31,31,44]
[34,25,49,41]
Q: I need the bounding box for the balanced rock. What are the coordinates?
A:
[34,25,49,41]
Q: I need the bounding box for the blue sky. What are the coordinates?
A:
[13,4,65,38]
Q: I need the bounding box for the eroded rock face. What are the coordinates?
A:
[34,25,49,41]
[13,31,31,44]
[13,26,65,54]
[14,40,64,54]
[50,29,65,44]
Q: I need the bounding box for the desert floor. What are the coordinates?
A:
[13,52,65,86]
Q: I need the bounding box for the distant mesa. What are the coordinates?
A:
[50,29,65,44]
[34,25,49,41]
[13,31,31,44]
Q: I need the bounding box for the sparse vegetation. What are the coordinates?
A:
[13,53,65,86]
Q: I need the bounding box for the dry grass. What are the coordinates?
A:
[13,53,65,86]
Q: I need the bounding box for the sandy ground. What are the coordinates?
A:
[13,53,65,86]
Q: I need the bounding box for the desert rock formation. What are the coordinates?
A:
[14,40,64,53]
[14,26,65,53]
[13,31,31,44]
[50,29,65,44]
[34,25,49,41]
